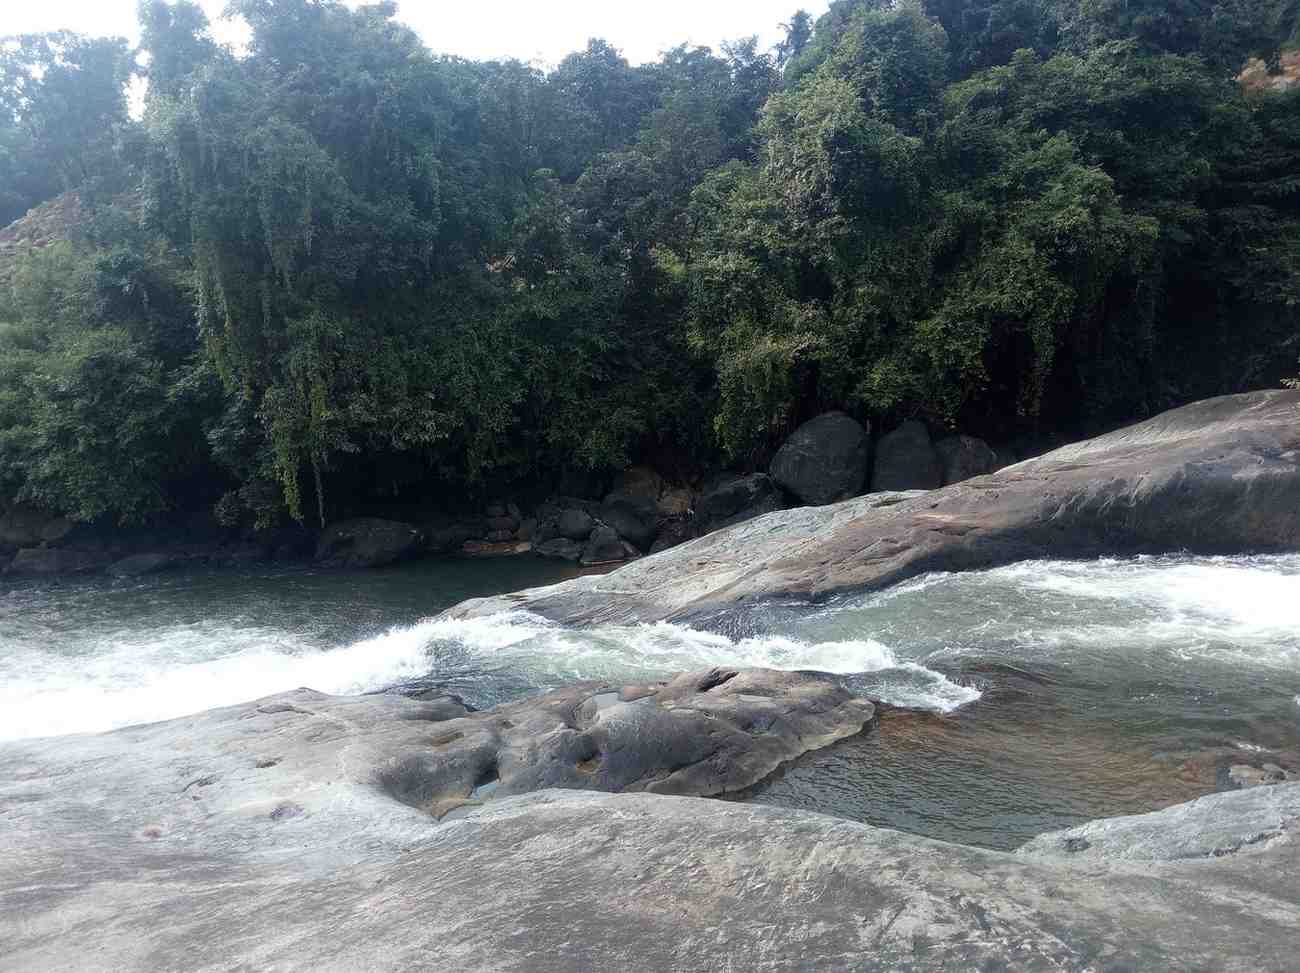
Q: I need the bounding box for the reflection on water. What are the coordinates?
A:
[2,552,1298,849]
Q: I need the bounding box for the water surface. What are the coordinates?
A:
[3,552,1297,848]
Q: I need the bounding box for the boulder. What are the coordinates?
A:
[581,525,629,565]
[315,518,423,569]
[872,418,942,492]
[556,508,594,541]
[595,498,657,548]
[649,519,697,554]
[934,433,999,485]
[605,466,664,507]
[448,391,1300,626]
[426,520,483,554]
[534,538,584,561]
[769,411,870,506]
[0,505,74,548]
[107,553,176,578]
[3,690,1298,972]
[4,547,111,576]
[656,486,693,520]
[695,473,785,532]
[377,668,876,817]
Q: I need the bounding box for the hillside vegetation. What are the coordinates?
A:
[1,0,1298,527]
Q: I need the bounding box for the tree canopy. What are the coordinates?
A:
[1,0,1297,527]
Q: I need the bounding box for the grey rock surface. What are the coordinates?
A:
[1018,782,1300,861]
[872,418,942,492]
[449,391,1300,626]
[769,411,870,505]
[315,517,423,568]
[2,692,1297,973]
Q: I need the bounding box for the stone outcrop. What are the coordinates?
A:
[769,411,870,506]
[315,518,424,568]
[448,391,1300,626]
[872,418,942,492]
[2,691,1296,972]
[377,668,875,818]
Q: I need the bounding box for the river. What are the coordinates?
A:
[3,552,1297,848]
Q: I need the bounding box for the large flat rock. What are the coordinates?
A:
[448,391,1300,625]
[1,684,1296,972]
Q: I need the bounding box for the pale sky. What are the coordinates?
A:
[2,1,830,68]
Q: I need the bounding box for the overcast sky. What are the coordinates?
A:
[3,1,830,68]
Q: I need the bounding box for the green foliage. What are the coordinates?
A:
[1,0,1297,526]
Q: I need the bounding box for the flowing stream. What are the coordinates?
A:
[3,553,1297,848]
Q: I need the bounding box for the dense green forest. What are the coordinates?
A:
[1,0,1298,528]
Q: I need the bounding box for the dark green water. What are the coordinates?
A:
[3,553,1298,849]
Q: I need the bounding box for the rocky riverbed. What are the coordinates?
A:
[3,390,1299,971]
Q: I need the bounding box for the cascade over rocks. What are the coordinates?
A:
[315,518,424,568]
[448,391,1300,626]
[2,689,1297,972]
[872,418,942,492]
[768,411,871,506]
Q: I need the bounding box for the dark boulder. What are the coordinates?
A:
[5,548,111,576]
[535,538,585,561]
[108,553,176,578]
[580,525,631,566]
[769,412,870,506]
[0,505,74,548]
[649,519,698,554]
[426,520,484,554]
[935,434,1000,485]
[872,419,942,492]
[315,518,423,569]
[595,499,656,548]
[556,508,594,541]
[695,473,784,531]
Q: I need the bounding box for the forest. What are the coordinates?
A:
[1,0,1298,529]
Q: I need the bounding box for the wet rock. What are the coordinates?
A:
[108,553,176,578]
[4,547,112,576]
[769,412,870,506]
[534,538,584,561]
[556,508,594,541]
[377,668,875,818]
[3,691,1299,972]
[448,391,1300,627]
[695,473,784,532]
[934,434,999,485]
[872,419,942,492]
[315,518,423,569]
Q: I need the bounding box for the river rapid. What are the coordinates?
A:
[3,553,1298,848]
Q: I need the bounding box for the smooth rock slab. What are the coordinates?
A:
[448,391,1300,626]
[1,692,1298,973]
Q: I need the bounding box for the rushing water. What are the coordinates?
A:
[3,552,1298,848]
